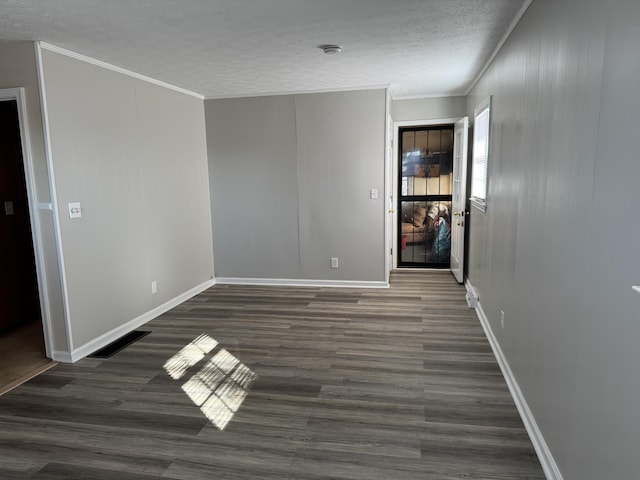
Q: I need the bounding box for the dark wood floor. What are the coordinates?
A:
[0,271,545,479]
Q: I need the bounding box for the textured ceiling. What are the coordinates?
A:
[0,0,529,99]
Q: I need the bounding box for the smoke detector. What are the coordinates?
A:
[319,44,342,55]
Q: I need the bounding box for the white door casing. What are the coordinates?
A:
[0,87,54,356]
[450,117,469,283]
[390,118,460,270]
[384,106,393,282]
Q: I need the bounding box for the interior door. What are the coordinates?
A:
[450,117,469,283]
[0,99,41,332]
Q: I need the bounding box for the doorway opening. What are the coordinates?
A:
[0,97,50,394]
[397,124,453,268]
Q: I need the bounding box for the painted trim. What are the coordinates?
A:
[205,83,391,101]
[470,200,488,213]
[14,87,54,358]
[0,87,56,359]
[35,42,75,355]
[391,92,467,101]
[0,88,23,100]
[37,42,204,100]
[391,123,400,269]
[51,351,73,363]
[216,277,389,289]
[467,281,563,480]
[465,0,534,95]
[36,202,53,210]
[64,279,216,363]
[394,118,461,128]
[384,89,392,283]
[450,116,469,284]
[398,268,452,273]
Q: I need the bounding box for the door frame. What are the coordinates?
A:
[450,117,469,283]
[0,87,53,357]
[384,91,393,283]
[390,117,462,271]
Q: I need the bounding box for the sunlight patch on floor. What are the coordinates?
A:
[164,334,256,430]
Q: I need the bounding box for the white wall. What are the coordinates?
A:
[0,42,67,355]
[391,96,466,122]
[466,0,640,478]
[39,47,214,356]
[206,89,386,284]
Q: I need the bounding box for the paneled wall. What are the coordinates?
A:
[40,48,214,355]
[205,95,300,279]
[466,0,640,477]
[391,95,466,122]
[206,89,386,284]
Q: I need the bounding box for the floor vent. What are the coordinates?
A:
[88,330,151,358]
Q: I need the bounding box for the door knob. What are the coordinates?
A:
[453,210,465,217]
[457,221,464,226]
[388,209,395,213]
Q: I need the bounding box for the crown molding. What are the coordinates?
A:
[38,42,204,100]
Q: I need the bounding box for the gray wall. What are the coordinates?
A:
[466,0,640,477]
[0,42,67,354]
[391,96,466,122]
[40,49,214,350]
[205,95,300,279]
[206,89,386,282]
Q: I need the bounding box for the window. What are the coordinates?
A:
[470,96,491,211]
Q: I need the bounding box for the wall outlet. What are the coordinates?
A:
[151,281,157,294]
[500,310,505,329]
[330,257,339,269]
[68,202,82,219]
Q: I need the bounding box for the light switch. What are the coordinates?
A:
[3,201,14,216]
[370,188,378,199]
[68,202,82,219]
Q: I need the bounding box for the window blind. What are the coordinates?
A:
[470,97,491,210]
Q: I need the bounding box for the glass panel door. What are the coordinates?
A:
[398,125,453,268]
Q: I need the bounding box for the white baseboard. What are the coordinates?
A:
[64,279,216,363]
[51,351,73,363]
[215,277,389,289]
[467,282,563,480]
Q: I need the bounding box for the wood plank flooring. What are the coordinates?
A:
[0,271,545,479]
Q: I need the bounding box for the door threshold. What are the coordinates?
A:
[393,268,451,272]
[0,361,57,396]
